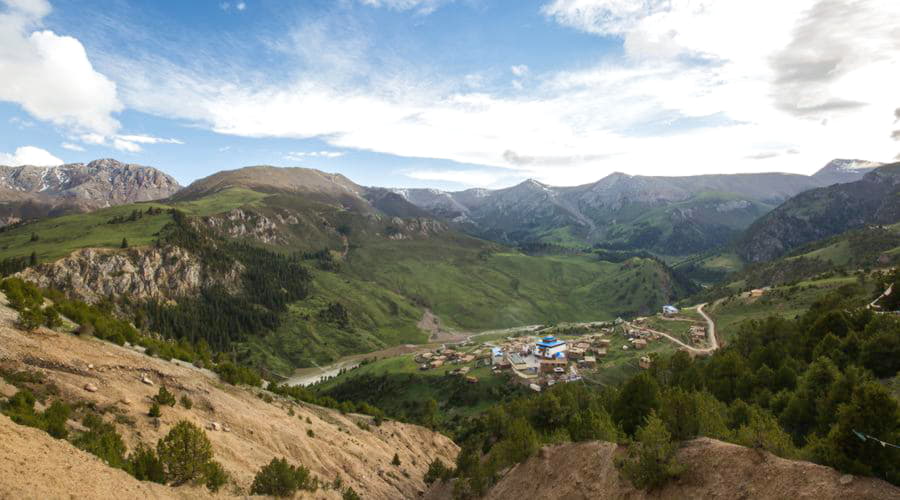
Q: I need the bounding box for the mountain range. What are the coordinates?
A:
[0,159,181,226]
[391,159,882,254]
[738,162,900,262]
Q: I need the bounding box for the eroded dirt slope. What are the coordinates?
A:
[429,439,900,500]
[0,294,458,499]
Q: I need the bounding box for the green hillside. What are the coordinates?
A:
[0,184,697,374]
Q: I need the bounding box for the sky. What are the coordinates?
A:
[0,0,898,190]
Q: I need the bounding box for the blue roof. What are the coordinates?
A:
[542,336,557,342]
[537,340,566,348]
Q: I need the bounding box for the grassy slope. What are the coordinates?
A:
[346,239,684,330]
[705,275,876,343]
[0,188,267,261]
[0,186,697,371]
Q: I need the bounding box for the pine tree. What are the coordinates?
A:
[28,251,37,266]
[121,237,129,249]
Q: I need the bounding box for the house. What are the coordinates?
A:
[633,339,648,350]
[595,339,611,348]
[457,366,471,376]
[662,305,679,316]
[507,353,528,371]
[639,356,652,369]
[540,358,568,374]
[529,384,542,392]
[568,347,585,360]
[579,356,597,368]
[535,336,567,358]
[430,359,444,369]
[595,348,607,358]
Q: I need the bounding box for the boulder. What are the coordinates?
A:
[83,383,98,393]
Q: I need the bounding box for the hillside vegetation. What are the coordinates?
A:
[0,168,697,375]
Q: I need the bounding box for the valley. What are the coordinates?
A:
[0,159,898,498]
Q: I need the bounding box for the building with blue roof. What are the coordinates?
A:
[535,335,567,359]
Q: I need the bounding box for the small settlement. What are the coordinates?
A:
[410,306,707,391]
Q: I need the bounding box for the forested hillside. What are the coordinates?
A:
[431,287,900,497]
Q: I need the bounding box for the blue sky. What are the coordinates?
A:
[1,0,898,190]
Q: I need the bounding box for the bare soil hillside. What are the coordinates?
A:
[0,293,458,499]
[427,439,900,500]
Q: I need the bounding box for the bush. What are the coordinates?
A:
[180,395,193,409]
[250,457,314,497]
[343,487,361,500]
[127,443,166,483]
[424,458,453,485]
[73,414,128,470]
[214,362,262,387]
[391,453,401,466]
[153,387,176,407]
[204,461,230,492]
[43,306,63,329]
[618,413,682,490]
[157,420,213,485]
[148,402,161,418]
[43,400,71,439]
[17,307,44,331]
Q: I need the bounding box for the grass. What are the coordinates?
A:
[0,188,268,262]
[706,275,874,343]
[348,239,691,331]
[583,331,675,387]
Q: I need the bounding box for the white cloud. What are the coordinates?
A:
[0,0,122,135]
[236,2,246,11]
[358,0,449,14]
[0,145,63,166]
[116,134,184,145]
[61,142,84,151]
[284,151,345,161]
[100,0,900,186]
[75,133,183,152]
[510,65,529,77]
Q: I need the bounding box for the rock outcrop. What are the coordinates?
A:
[17,246,241,303]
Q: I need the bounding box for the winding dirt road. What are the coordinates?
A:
[626,303,719,356]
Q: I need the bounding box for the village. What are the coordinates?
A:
[411,304,713,392]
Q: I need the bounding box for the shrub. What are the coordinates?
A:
[43,306,63,329]
[73,414,128,470]
[154,387,176,407]
[214,362,262,387]
[157,420,213,485]
[149,402,161,418]
[204,461,230,492]
[43,400,71,439]
[391,453,401,466]
[343,487,361,500]
[424,458,453,485]
[17,307,44,331]
[180,395,193,409]
[307,429,315,438]
[618,413,682,490]
[250,457,314,497]
[127,443,166,483]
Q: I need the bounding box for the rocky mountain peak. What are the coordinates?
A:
[0,158,181,211]
[811,158,883,185]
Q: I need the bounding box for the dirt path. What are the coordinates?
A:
[869,283,893,310]
[629,304,719,356]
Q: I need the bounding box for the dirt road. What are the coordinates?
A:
[628,304,719,356]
